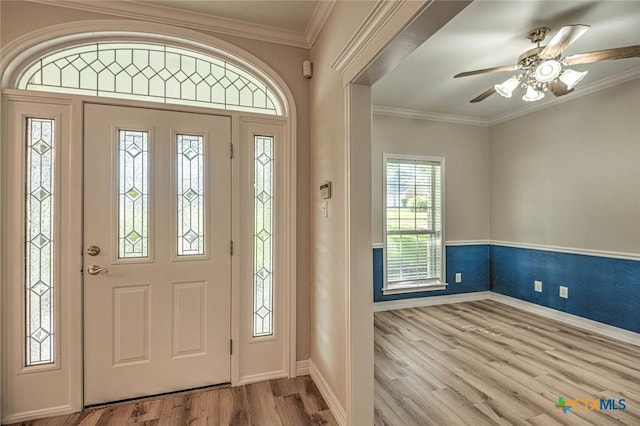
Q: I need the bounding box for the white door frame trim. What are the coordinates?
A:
[1,21,297,422]
[332,1,471,424]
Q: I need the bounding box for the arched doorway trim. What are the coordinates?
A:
[0,20,295,119]
[0,20,298,422]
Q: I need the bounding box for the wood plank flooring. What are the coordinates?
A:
[374,300,640,426]
[10,376,336,426]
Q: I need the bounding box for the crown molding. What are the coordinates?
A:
[305,0,337,48]
[26,0,309,48]
[490,66,640,125]
[332,0,406,73]
[373,105,490,127]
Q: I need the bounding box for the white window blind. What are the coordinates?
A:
[385,157,443,286]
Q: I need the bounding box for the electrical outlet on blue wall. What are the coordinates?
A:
[559,286,569,299]
[491,245,640,333]
[373,245,490,302]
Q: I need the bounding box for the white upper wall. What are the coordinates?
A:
[372,115,490,244]
[490,77,640,254]
[373,77,640,255]
[309,0,376,413]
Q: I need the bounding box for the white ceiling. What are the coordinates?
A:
[138,0,319,32]
[372,0,640,123]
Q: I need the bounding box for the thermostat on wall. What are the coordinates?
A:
[320,181,332,199]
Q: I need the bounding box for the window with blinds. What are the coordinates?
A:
[384,156,444,289]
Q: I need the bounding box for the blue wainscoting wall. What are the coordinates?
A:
[373,245,490,302]
[373,243,640,334]
[490,245,640,333]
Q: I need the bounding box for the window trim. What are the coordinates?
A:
[382,153,446,294]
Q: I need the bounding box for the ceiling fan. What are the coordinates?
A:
[454,25,640,103]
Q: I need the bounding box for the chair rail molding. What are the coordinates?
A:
[491,240,640,261]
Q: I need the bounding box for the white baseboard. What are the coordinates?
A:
[489,293,640,347]
[373,291,490,312]
[295,359,310,376]
[309,360,346,426]
[240,362,309,384]
[238,370,287,386]
[2,405,74,424]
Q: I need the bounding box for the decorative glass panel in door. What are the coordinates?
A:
[176,134,205,256]
[118,130,149,258]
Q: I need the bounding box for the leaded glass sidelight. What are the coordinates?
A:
[25,118,55,365]
[18,42,282,115]
[118,130,149,258]
[253,135,274,337]
[177,134,205,256]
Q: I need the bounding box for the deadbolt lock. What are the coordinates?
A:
[87,245,101,256]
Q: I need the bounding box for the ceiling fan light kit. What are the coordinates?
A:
[522,85,545,102]
[494,76,520,98]
[559,69,588,89]
[455,24,640,104]
[534,59,562,82]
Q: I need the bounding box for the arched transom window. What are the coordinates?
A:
[18,42,283,115]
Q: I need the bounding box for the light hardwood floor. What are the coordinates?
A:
[10,376,336,426]
[375,299,640,425]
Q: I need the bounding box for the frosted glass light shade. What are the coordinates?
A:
[494,76,519,98]
[534,60,562,83]
[522,85,545,102]
[559,69,588,89]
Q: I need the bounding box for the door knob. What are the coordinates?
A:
[87,265,109,275]
[87,245,101,256]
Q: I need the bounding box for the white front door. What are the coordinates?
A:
[83,104,231,405]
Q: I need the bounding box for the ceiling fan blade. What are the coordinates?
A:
[548,80,574,97]
[454,65,517,79]
[470,87,496,103]
[564,45,640,65]
[539,24,590,59]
